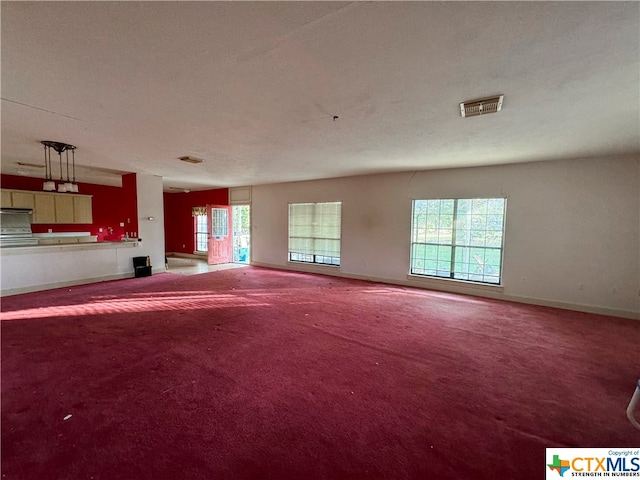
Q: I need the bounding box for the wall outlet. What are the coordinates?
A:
[99,228,103,233]
[119,222,125,227]
[48,228,52,233]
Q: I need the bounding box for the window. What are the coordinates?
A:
[194,213,208,252]
[410,198,506,284]
[211,208,228,237]
[288,202,341,266]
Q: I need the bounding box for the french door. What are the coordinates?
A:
[206,205,232,265]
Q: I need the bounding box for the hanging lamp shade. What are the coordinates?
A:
[40,141,78,193]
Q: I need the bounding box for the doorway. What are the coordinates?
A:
[199,204,250,265]
[232,205,250,264]
[207,205,232,265]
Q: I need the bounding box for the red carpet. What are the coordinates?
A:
[2,266,639,479]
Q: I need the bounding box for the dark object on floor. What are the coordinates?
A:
[133,256,152,277]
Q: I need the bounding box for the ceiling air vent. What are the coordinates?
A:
[179,156,204,164]
[460,95,504,118]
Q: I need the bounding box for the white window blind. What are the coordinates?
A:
[288,202,341,265]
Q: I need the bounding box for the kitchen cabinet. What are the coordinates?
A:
[37,237,85,245]
[1,190,12,207]
[55,195,74,223]
[38,238,65,245]
[11,191,35,209]
[73,195,93,223]
[0,189,93,224]
[38,236,97,245]
[34,193,57,223]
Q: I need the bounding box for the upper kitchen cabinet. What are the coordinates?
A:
[73,195,93,223]
[0,189,93,224]
[54,195,74,223]
[1,190,12,207]
[0,189,35,209]
[34,193,57,223]
[44,192,93,224]
[11,191,35,209]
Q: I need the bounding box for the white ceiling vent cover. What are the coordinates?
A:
[179,156,204,164]
[460,95,504,118]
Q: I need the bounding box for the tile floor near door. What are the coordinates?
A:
[165,255,247,275]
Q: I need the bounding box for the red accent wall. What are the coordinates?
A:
[1,174,138,242]
[163,189,228,254]
[121,173,139,240]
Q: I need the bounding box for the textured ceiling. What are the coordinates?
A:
[2,1,639,191]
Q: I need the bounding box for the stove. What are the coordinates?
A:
[0,232,39,247]
[0,208,39,247]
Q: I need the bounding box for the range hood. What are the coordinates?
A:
[1,207,34,214]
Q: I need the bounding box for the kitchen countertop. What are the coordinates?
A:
[32,232,92,237]
[0,241,140,255]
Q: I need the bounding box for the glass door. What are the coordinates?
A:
[232,205,250,264]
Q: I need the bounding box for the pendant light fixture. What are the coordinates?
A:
[63,149,74,192]
[42,143,56,191]
[57,146,67,192]
[70,148,79,193]
[40,141,78,193]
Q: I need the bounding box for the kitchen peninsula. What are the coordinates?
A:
[0,172,166,296]
[1,241,142,296]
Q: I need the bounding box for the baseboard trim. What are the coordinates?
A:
[1,273,133,297]
[166,252,207,260]
[250,261,639,320]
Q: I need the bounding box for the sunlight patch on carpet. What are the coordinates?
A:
[0,292,270,321]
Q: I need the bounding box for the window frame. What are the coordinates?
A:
[288,201,342,267]
[409,198,506,285]
[194,212,208,253]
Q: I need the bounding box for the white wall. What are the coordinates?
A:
[0,243,139,295]
[251,155,640,319]
[135,173,166,272]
